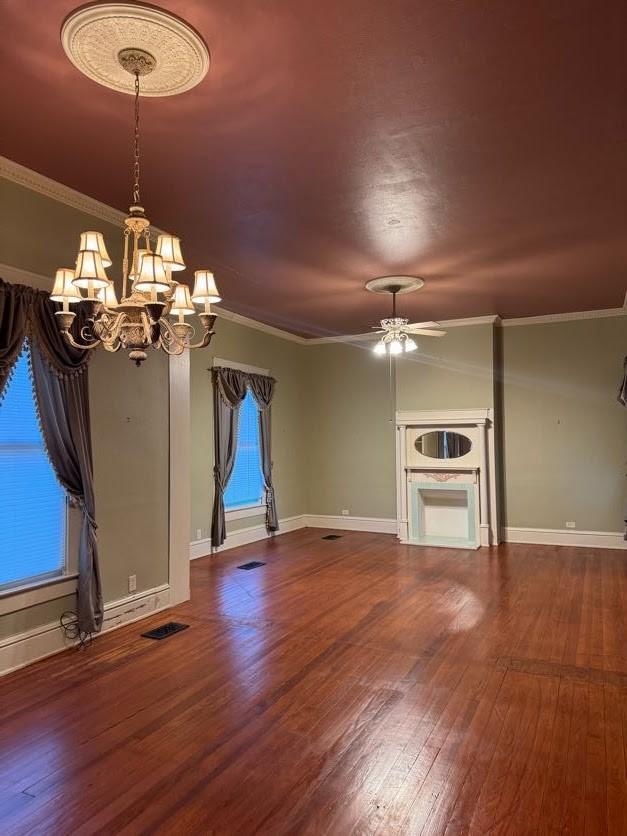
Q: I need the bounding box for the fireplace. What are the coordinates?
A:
[395,409,498,549]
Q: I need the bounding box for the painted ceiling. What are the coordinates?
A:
[1,0,626,336]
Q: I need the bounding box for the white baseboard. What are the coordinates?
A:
[303,514,397,535]
[0,584,171,678]
[189,514,307,560]
[189,513,398,559]
[504,527,627,550]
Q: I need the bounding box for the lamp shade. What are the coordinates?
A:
[389,338,403,355]
[373,340,386,355]
[134,252,170,293]
[192,270,221,304]
[404,337,417,352]
[78,231,112,268]
[169,283,195,315]
[129,248,149,283]
[73,249,109,289]
[51,268,82,303]
[156,234,185,271]
[97,282,119,308]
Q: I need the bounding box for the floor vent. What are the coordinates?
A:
[237,561,266,570]
[141,622,189,640]
[322,534,343,540]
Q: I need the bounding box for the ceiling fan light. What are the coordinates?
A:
[389,338,403,355]
[404,337,417,352]
[373,341,387,355]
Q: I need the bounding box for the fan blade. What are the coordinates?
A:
[406,321,441,330]
[407,328,447,337]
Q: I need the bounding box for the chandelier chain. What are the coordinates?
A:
[133,71,141,205]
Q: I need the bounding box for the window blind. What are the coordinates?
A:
[0,345,66,588]
[224,389,265,510]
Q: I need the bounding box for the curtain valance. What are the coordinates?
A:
[0,279,92,397]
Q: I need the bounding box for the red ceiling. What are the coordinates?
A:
[1,0,626,336]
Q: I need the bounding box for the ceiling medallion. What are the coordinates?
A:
[366,278,446,355]
[51,3,219,366]
[61,2,210,97]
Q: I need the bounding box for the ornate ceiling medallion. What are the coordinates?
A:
[61,2,210,97]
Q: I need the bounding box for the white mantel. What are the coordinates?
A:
[395,408,499,548]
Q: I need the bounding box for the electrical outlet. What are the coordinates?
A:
[341,509,350,516]
[565,521,576,529]
[128,574,137,593]
[196,528,202,540]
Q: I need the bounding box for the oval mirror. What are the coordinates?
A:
[415,431,472,459]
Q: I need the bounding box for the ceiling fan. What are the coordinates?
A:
[365,276,446,355]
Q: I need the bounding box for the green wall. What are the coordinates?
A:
[501,317,627,531]
[305,342,396,519]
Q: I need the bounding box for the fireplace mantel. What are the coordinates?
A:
[395,408,499,548]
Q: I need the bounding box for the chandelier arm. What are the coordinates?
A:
[60,330,102,351]
[158,316,186,348]
[185,321,217,349]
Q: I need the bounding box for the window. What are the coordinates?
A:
[0,344,67,590]
[224,389,265,512]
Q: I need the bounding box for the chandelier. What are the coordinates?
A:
[52,7,219,365]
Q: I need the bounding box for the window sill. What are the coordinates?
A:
[0,573,78,616]
[225,503,266,521]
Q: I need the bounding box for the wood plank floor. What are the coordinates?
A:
[2,529,627,834]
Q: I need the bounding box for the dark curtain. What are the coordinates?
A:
[0,279,101,634]
[618,357,627,407]
[0,281,29,398]
[211,367,248,547]
[248,372,279,533]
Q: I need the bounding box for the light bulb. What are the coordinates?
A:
[373,341,386,355]
[389,338,403,355]
[404,337,417,352]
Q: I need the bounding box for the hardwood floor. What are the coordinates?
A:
[2,529,627,834]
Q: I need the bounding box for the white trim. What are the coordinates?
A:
[0,155,127,228]
[303,515,397,534]
[168,352,191,606]
[0,574,78,616]
[211,307,307,345]
[0,584,171,678]
[396,408,493,427]
[0,262,53,291]
[225,503,266,521]
[212,357,270,376]
[501,308,626,327]
[190,514,306,559]
[503,527,627,550]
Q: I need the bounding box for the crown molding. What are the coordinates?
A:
[501,307,626,327]
[211,306,308,344]
[0,155,127,227]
